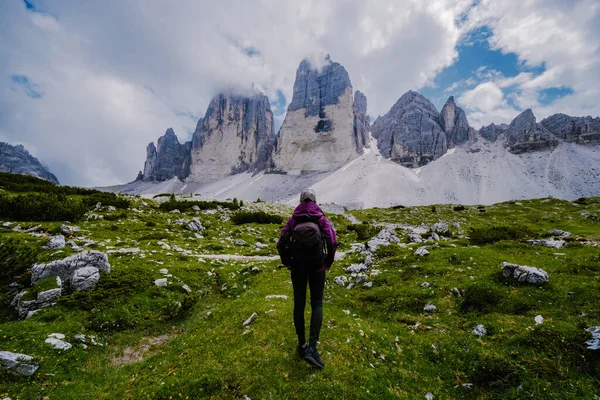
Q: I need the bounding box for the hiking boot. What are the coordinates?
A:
[297,343,309,359]
[303,346,325,369]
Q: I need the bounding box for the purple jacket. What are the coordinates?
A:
[278,201,337,271]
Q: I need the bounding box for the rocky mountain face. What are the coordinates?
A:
[139,128,191,182]
[138,88,275,182]
[501,109,559,154]
[440,96,473,147]
[371,91,448,167]
[541,113,600,143]
[479,123,508,142]
[0,142,59,184]
[188,89,276,182]
[271,56,367,174]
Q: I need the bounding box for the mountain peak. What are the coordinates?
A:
[0,142,59,184]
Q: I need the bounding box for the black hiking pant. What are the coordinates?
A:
[291,266,326,348]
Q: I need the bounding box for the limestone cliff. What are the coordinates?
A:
[138,128,191,182]
[440,96,472,147]
[502,109,559,154]
[371,91,447,167]
[0,142,59,184]
[541,113,600,144]
[271,56,366,174]
[187,89,275,182]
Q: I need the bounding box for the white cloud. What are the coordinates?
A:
[458,0,600,124]
[1,0,472,185]
[458,82,517,127]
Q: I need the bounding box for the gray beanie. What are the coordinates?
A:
[300,189,316,203]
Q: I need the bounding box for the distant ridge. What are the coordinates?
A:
[0,142,59,184]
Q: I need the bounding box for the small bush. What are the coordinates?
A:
[460,284,503,313]
[348,223,379,240]
[231,211,283,225]
[145,221,156,227]
[103,212,127,221]
[453,205,466,211]
[0,237,41,283]
[0,192,87,221]
[469,225,537,245]
[469,355,520,388]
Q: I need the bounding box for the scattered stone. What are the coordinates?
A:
[265,295,288,300]
[32,251,110,291]
[2,221,13,227]
[472,325,487,337]
[355,273,367,284]
[431,222,449,233]
[159,268,169,275]
[235,239,247,246]
[157,241,171,250]
[346,283,355,290]
[243,312,258,327]
[45,334,72,351]
[423,303,437,312]
[527,239,566,249]
[345,263,368,273]
[184,218,204,233]
[107,247,141,255]
[170,209,181,214]
[334,276,348,286]
[535,315,544,325]
[421,282,430,288]
[431,232,440,241]
[501,262,548,285]
[415,247,429,256]
[255,242,268,249]
[585,327,600,350]
[107,206,116,212]
[363,281,373,288]
[251,267,261,275]
[0,351,39,376]
[60,225,80,235]
[173,218,190,225]
[192,205,201,211]
[182,284,192,293]
[409,234,424,243]
[425,392,434,400]
[449,287,462,297]
[66,240,84,252]
[71,267,100,291]
[154,278,168,287]
[549,229,571,237]
[43,235,66,249]
[367,228,400,252]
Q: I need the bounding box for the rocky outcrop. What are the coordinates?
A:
[502,109,559,154]
[541,113,600,144]
[0,351,39,376]
[0,142,59,184]
[353,91,370,151]
[138,129,192,182]
[440,96,471,147]
[479,123,508,142]
[31,251,110,291]
[187,88,276,181]
[371,91,447,167]
[271,56,365,174]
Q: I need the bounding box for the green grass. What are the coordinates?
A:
[1,194,599,399]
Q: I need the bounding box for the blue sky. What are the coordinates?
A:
[1,0,598,186]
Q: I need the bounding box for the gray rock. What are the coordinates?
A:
[415,247,430,256]
[345,263,368,273]
[472,324,487,337]
[184,218,204,233]
[243,312,258,327]
[549,229,571,237]
[479,122,508,142]
[440,96,471,148]
[0,142,59,184]
[0,351,39,376]
[251,267,261,275]
[353,90,370,151]
[371,91,448,167]
[423,303,437,312]
[189,88,276,179]
[502,109,559,153]
[265,295,288,300]
[66,240,84,252]
[431,232,440,241]
[363,281,373,288]
[501,262,548,285]
[288,55,352,116]
[154,278,168,287]
[421,282,430,288]
[431,222,449,233]
[107,247,141,255]
[541,113,600,143]
[367,228,400,252]
[527,239,566,249]
[71,267,100,291]
[182,284,192,293]
[355,273,367,284]
[45,335,72,351]
[31,251,110,290]
[234,239,247,246]
[60,225,80,235]
[37,287,62,306]
[410,233,424,243]
[586,326,600,350]
[334,276,348,286]
[139,128,192,182]
[43,235,66,249]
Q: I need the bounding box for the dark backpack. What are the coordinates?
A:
[291,218,325,267]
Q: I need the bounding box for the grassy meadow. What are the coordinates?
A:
[0,173,599,399]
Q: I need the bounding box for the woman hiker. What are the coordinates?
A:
[277,189,337,369]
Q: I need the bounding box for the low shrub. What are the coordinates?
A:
[231,210,284,225]
[469,225,537,245]
[0,237,41,282]
[347,223,379,240]
[159,199,239,212]
[453,205,466,211]
[460,284,504,313]
[0,192,87,221]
